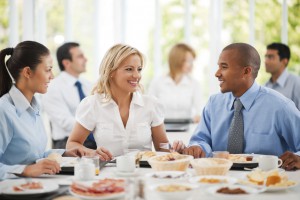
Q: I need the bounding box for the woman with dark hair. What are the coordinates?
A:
[0,41,87,180]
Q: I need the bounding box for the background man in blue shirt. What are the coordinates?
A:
[183,43,300,170]
[265,42,300,110]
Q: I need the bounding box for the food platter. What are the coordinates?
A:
[229,154,259,170]
[1,179,59,196]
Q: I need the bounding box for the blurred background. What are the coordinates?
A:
[0,0,299,103]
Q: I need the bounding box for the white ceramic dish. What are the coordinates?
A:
[69,189,125,200]
[189,175,238,186]
[229,154,259,164]
[207,184,266,196]
[148,182,198,200]
[1,179,59,195]
[114,169,139,177]
[69,179,125,200]
[145,171,190,180]
[36,157,79,167]
[265,181,298,191]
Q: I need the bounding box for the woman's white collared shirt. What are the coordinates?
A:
[148,74,202,119]
[75,92,164,156]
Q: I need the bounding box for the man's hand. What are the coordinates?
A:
[280,151,300,171]
[182,146,205,158]
[22,159,61,177]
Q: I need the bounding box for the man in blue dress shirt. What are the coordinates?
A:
[183,43,300,170]
[264,42,300,110]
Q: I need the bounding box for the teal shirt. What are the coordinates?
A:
[0,86,64,180]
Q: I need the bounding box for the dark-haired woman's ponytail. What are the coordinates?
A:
[0,48,14,97]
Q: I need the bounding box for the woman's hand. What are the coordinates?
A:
[22,159,61,177]
[172,140,186,153]
[63,147,93,157]
[95,147,113,161]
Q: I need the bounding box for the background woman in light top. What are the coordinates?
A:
[148,43,202,123]
[0,41,85,180]
[67,44,184,161]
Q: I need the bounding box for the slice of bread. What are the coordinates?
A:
[266,175,281,186]
[136,151,156,161]
[247,170,265,185]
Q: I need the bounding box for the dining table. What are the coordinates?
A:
[1,124,299,200]
[0,163,299,200]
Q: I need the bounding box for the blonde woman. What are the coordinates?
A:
[67,44,184,161]
[148,43,202,123]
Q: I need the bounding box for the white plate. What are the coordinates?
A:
[1,179,59,195]
[36,157,79,167]
[229,154,259,164]
[189,175,238,186]
[149,182,198,200]
[114,169,139,177]
[266,181,298,191]
[145,171,190,180]
[69,189,125,200]
[207,184,266,196]
[69,180,125,200]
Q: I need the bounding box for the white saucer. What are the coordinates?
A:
[114,169,138,177]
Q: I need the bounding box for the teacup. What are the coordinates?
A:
[117,155,136,173]
[258,155,282,171]
[74,159,95,180]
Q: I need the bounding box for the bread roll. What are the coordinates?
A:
[47,153,62,164]
[136,151,156,161]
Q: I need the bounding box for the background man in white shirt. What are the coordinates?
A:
[43,42,96,149]
[265,42,300,110]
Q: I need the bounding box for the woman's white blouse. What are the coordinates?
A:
[148,74,202,119]
[76,92,164,156]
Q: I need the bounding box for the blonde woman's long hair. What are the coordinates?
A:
[168,43,196,80]
[92,44,144,100]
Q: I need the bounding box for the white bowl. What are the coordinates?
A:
[189,175,238,187]
[148,182,198,200]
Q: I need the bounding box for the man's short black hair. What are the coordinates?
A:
[56,42,80,71]
[223,43,261,78]
[267,42,290,61]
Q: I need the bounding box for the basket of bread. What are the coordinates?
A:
[190,158,233,175]
[148,152,193,171]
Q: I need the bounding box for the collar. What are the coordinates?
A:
[229,82,260,112]
[266,69,288,88]
[9,85,40,116]
[60,71,81,86]
[100,92,144,107]
[275,69,288,87]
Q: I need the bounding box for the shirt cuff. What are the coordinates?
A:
[6,165,27,179]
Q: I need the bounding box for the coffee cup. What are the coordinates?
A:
[74,159,95,180]
[258,155,282,171]
[116,155,136,173]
